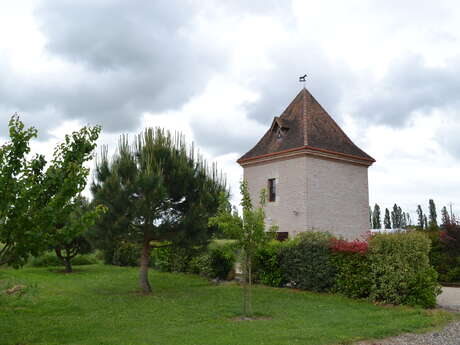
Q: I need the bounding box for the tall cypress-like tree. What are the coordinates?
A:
[384,208,391,229]
[428,199,438,230]
[424,215,428,230]
[91,128,227,293]
[406,212,412,226]
[372,203,381,229]
[416,205,424,229]
[441,206,451,227]
[391,204,402,229]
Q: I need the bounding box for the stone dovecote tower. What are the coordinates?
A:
[237,88,375,240]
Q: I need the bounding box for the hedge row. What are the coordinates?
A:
[107,240,237,280]
[253,231,441,308]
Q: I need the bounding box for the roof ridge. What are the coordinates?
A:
[302,88,308,146]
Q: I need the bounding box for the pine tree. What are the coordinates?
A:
[428,199,438,230]
[91,128,227,293]
[424,215,428,230]
[384,208,391,229]
[372,203,381,229]
[416,205,424,229]
[441,206,451,227]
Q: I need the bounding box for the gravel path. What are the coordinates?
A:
[355,321,460,345]
[355,288,460,345]
[438,287,460,312]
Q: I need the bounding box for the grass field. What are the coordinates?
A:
[0,264,455,345]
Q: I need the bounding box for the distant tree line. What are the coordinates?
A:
[369,199,456,230]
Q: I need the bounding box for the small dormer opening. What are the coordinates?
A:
[277,128,283,139]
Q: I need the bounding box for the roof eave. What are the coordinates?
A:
[237,146,375,167]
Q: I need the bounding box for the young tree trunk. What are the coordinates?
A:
[242,251,252,317]
[247,254,252,316]
[55,248,73,273]
[64,258,72,273]
[139,238,152,293]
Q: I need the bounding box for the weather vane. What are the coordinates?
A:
[299,74,307,87]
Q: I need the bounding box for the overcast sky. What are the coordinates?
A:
[1,0,460,223]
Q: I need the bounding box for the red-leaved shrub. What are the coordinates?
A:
[330,238,369,254]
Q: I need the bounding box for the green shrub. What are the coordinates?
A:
[188,253,213,277]
[426,230,460,283]
[151,246,198,272]
[208,246,235,279]
[29,252,98,267]
[253,240,286,287]
[279,232,335,292]
[187,243,236,280]
[439,264,460,283]
[112,242,140,267]
[368,232,441,307]
[331,252,372,299]
[405,267,440,308]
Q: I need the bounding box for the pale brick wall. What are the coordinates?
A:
[243,156,308,234]
[243,155,370,240]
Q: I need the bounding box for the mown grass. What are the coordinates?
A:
[0,264,455,345]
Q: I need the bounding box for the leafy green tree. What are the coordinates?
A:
[384,208,391,229]
[51,196,105,272]
[209,180,276,317]
[416,205,424,229]
[0,116,43,266]
[441,206,451,227]
[372,204,381,229]
[428,199,438,230]
[0,115,100,267]
[91,128,227,293]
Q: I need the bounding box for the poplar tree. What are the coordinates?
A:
[428,199,438,230]
[372,203,381,229]
[391,204,401,229]
[384,208,391,229]
[441,206,451,227]
[406,212,412,226]
[416,205,424,229]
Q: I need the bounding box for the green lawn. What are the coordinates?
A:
[0,264,455,345]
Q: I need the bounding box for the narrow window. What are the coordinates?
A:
[276,232,289,241]
[268,178,276,202]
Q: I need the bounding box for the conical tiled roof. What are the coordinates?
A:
[238,88,375,164]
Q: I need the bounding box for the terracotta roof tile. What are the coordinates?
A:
[238,88,375,163]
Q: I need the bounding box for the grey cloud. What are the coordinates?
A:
[354,55,460,127]
[0,0,233,139]
[190,120,259,157]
